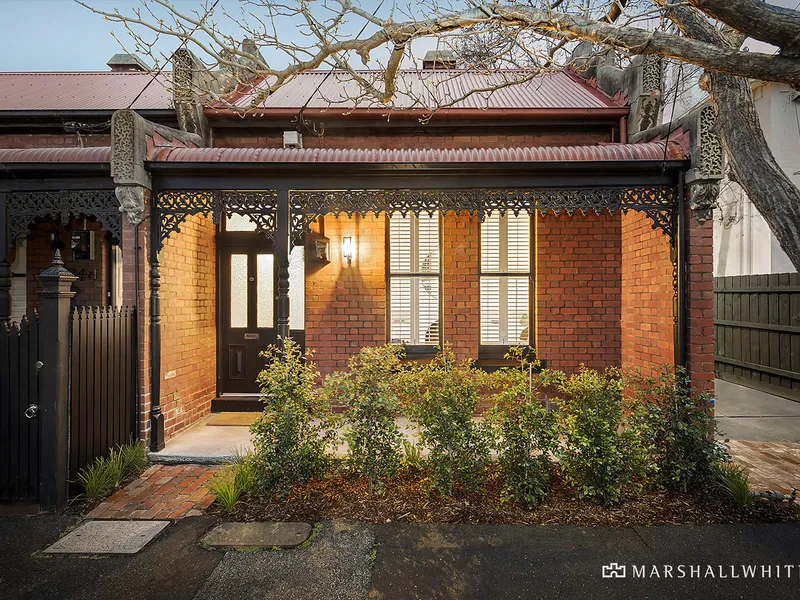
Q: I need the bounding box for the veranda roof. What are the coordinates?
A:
[150,143,680,163]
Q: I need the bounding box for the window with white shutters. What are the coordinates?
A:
[480,213,531,345]
[388,213,440,345]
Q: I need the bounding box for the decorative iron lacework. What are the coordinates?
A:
[6,190,121,247]
[291,186,678,244]
[156,190,279,248]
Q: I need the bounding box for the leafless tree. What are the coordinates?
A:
[79,0,800,271]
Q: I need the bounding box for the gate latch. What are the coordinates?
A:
[24,405,38,419]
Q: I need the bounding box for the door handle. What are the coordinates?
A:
[24,405,38,419]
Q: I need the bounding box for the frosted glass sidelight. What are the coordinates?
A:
[257,254,274,328]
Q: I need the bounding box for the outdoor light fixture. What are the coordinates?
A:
[342,236,355,265]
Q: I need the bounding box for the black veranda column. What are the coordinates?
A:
[0,191,11,323]
[673,171,688,371]
[275,189,291,344]
[149,197,165,451]
[38,250,77,511]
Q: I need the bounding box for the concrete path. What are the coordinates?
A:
[715,379,800,442]
[2,516,800,600]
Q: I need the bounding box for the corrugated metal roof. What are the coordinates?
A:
[153,143,680,163]
[0,147,112,162]
[224,69,621,111]
[0,73,172,111]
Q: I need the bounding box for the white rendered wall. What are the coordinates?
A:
[713,82,798,276]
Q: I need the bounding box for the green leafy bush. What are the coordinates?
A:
[715,462,752,506]
[627,367,728,492]
[557,368,644,505]
[398,345,491,496]
[323,344,406,494]
[208,452,255,511]
[486,349,560,508]
[250,339,335,493]
[76,439,147,503]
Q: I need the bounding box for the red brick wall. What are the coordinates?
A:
[620,211,674,376]
[686,210,715,394]
[305,214,386,374]
[536,211,622,372]
[25,220,110,313]
[121,221,152,441]
[441,213,480,361]
[0,133,110,148]
[213,131,609,150]
[159,214,217,439]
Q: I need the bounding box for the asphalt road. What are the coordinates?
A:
[1,516,799,599]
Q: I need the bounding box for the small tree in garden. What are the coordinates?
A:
[557,368,646,505]
[323,344,406,495]
[398,345,491,496]
[486,348,560,508]
[627,367,728,492]
[250,338,335,494]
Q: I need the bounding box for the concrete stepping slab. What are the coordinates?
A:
[202,522,313,549]
[44,520,170,555]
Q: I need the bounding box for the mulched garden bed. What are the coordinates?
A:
[209,467,800,527]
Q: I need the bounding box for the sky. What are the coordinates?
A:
[0,0,795,72]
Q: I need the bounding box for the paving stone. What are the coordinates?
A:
[44,520,170,555]
[202,522,313,549]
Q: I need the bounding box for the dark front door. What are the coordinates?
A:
[219,242,276,395]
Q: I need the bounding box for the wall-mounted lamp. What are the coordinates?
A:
[342,236,355,265]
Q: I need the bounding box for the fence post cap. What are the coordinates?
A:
[38,249,78,282]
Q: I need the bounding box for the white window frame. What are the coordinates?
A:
[387,213,441,347]
[480,213,532,346]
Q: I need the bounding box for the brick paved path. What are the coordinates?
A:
[729,441,800,494]
[88,464,220,520]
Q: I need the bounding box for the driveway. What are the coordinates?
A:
[2,516,800,600]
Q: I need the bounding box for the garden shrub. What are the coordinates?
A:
[715,461,752,506]
[323,344,406,494]
[398,345,492,496]
[76,439,147,502]
[486,349,560,508]
[208,451,255,512]
[557,368,645,505]
[250,338,335,493]
[627,367,728,492]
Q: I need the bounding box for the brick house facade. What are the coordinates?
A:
[0,58,717,450]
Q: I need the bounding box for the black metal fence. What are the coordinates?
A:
[0,315,41,503]
[69,306,138,480]
[714,273,800,402]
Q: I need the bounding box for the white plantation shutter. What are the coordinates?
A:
[480,214,531,345]
[389,214,440,345]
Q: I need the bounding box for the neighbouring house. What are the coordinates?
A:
[710,81,800,401]
[0,47,723,507]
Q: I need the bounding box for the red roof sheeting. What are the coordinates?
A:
[0,72,171,111]
[0,147,112,162]
[214,69,623,112]
[153,143,680,163]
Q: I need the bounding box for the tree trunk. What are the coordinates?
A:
[708,73,800,272]
[662,2,800,272]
